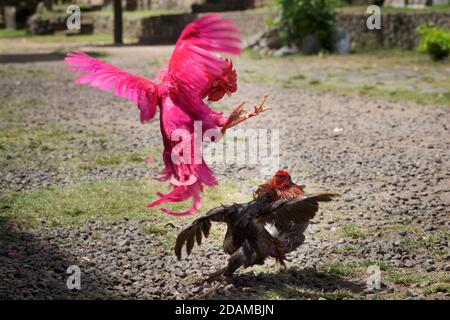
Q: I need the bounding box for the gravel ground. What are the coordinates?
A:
[0,45,449,300]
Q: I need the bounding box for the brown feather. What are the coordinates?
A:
[202,220,211,238]
[186,235,195,255]
[174,205,232,260]
[175,227,194,260]
[262,193,339,225]
[196,226,203,245]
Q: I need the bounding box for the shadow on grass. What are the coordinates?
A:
[0,53,66,64]
[205,267,366,300]
[0,217,117,299]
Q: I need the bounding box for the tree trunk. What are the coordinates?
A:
[113,0,123,45]
[44,0,53,11]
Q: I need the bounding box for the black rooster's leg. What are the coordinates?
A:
[206,240,265,281]
[206,266,230,282]
[206,250,245,282]
[271,237,287,269]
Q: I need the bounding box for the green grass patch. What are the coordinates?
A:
[0,179,249,227]
[317,260,364,277]
[0,29,28,38]
[264,285,353,300]
[0,119,158,176]
[0,124,77,170]
[398,232,449,259]
[385,268,449,287]
[82,51,109,58]
[0,68,48,78]
[426,283,450,294]
[340,223,367,239]
[77,147,159,171]
[0,97,44,110]
[0,123,103,172]
[239,48,450,107]
[0,29,126,44]
[142,222,178,251]
[317,260,449,294]
[317,259,388,278]
[142,223,169,235]
[331,244,360,256]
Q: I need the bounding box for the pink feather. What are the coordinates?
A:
[65,14,241,215]
[65,51,158,123]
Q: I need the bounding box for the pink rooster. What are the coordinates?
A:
[65,14,268,216]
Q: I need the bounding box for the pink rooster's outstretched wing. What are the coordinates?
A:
[165,14,241,110]
[65,51,158,123]
[143,14,242,216]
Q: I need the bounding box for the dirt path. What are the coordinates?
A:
[0,44,449,300]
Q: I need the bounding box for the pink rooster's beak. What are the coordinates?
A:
[170,175,198,186]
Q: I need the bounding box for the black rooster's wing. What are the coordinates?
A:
[259,193,339,225]
[175,205,235,260]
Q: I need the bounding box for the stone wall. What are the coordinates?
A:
[337,12,450,49]
[221,10,450,49]
[93,13,196,43]
[384,0,448,7]
[129,0,267,11]
[139,13,196,43]
[93,14,141,39]
[76,0,200,10]
[77,0,268,10]
[192,0,265,13]
[92,10,450,48]
[131,0,201,10]
[200,11,272,38]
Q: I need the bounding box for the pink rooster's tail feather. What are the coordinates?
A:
[147,180,204,216]
[147,129,219,216]
[147,157,218,216]
[147,184,200,216]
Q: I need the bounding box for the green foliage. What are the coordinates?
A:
[417,24,450,61]
[273,0,337,51]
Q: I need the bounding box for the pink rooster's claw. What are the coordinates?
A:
[221,93,270,134]
[221,101,246,135]
[250,92,271,117]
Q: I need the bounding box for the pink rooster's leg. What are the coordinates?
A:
[221,93,270,135]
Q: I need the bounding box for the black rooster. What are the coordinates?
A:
[175,171,338,278]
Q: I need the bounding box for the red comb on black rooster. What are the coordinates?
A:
[175,170,339,279]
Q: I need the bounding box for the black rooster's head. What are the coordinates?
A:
[273,170,291,189]
[254,170,304,200]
